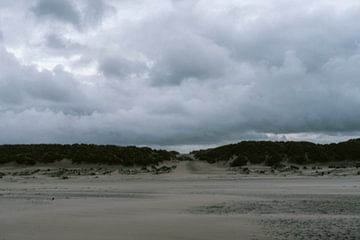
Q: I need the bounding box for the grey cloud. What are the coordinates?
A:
[99,56,147,79]
[0,48,86,112]
[45,34,84,52]
[46,34,71,49]
[1,0,360,150]
[199,3,360,71]
[82,0,116,26]
[149,34,231,86]
[32,0,114,29]
[33,0,81,27]
[125,14,232,86]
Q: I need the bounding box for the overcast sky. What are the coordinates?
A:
[0,0,360,151]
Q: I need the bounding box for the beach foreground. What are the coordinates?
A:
[1,161,359,240]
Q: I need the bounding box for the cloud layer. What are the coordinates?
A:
[0,0,360,150]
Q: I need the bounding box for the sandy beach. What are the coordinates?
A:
[1,161,359,240]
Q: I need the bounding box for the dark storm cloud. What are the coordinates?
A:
[0,0,360,150]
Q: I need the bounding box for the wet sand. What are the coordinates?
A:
[0,161,359,240]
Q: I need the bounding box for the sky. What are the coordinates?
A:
[0,0,360,152]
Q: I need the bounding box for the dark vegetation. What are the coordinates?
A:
[2,139,360,167]
[0,144,178,166]
[192,139,360,166]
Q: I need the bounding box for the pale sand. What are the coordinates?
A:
[0,161,359,240]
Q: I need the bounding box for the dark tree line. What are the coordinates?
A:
[192,139,360,166]
[0,144,178,166]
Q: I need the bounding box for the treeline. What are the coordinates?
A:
[192,139,360,166]
[0,144,178,166]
